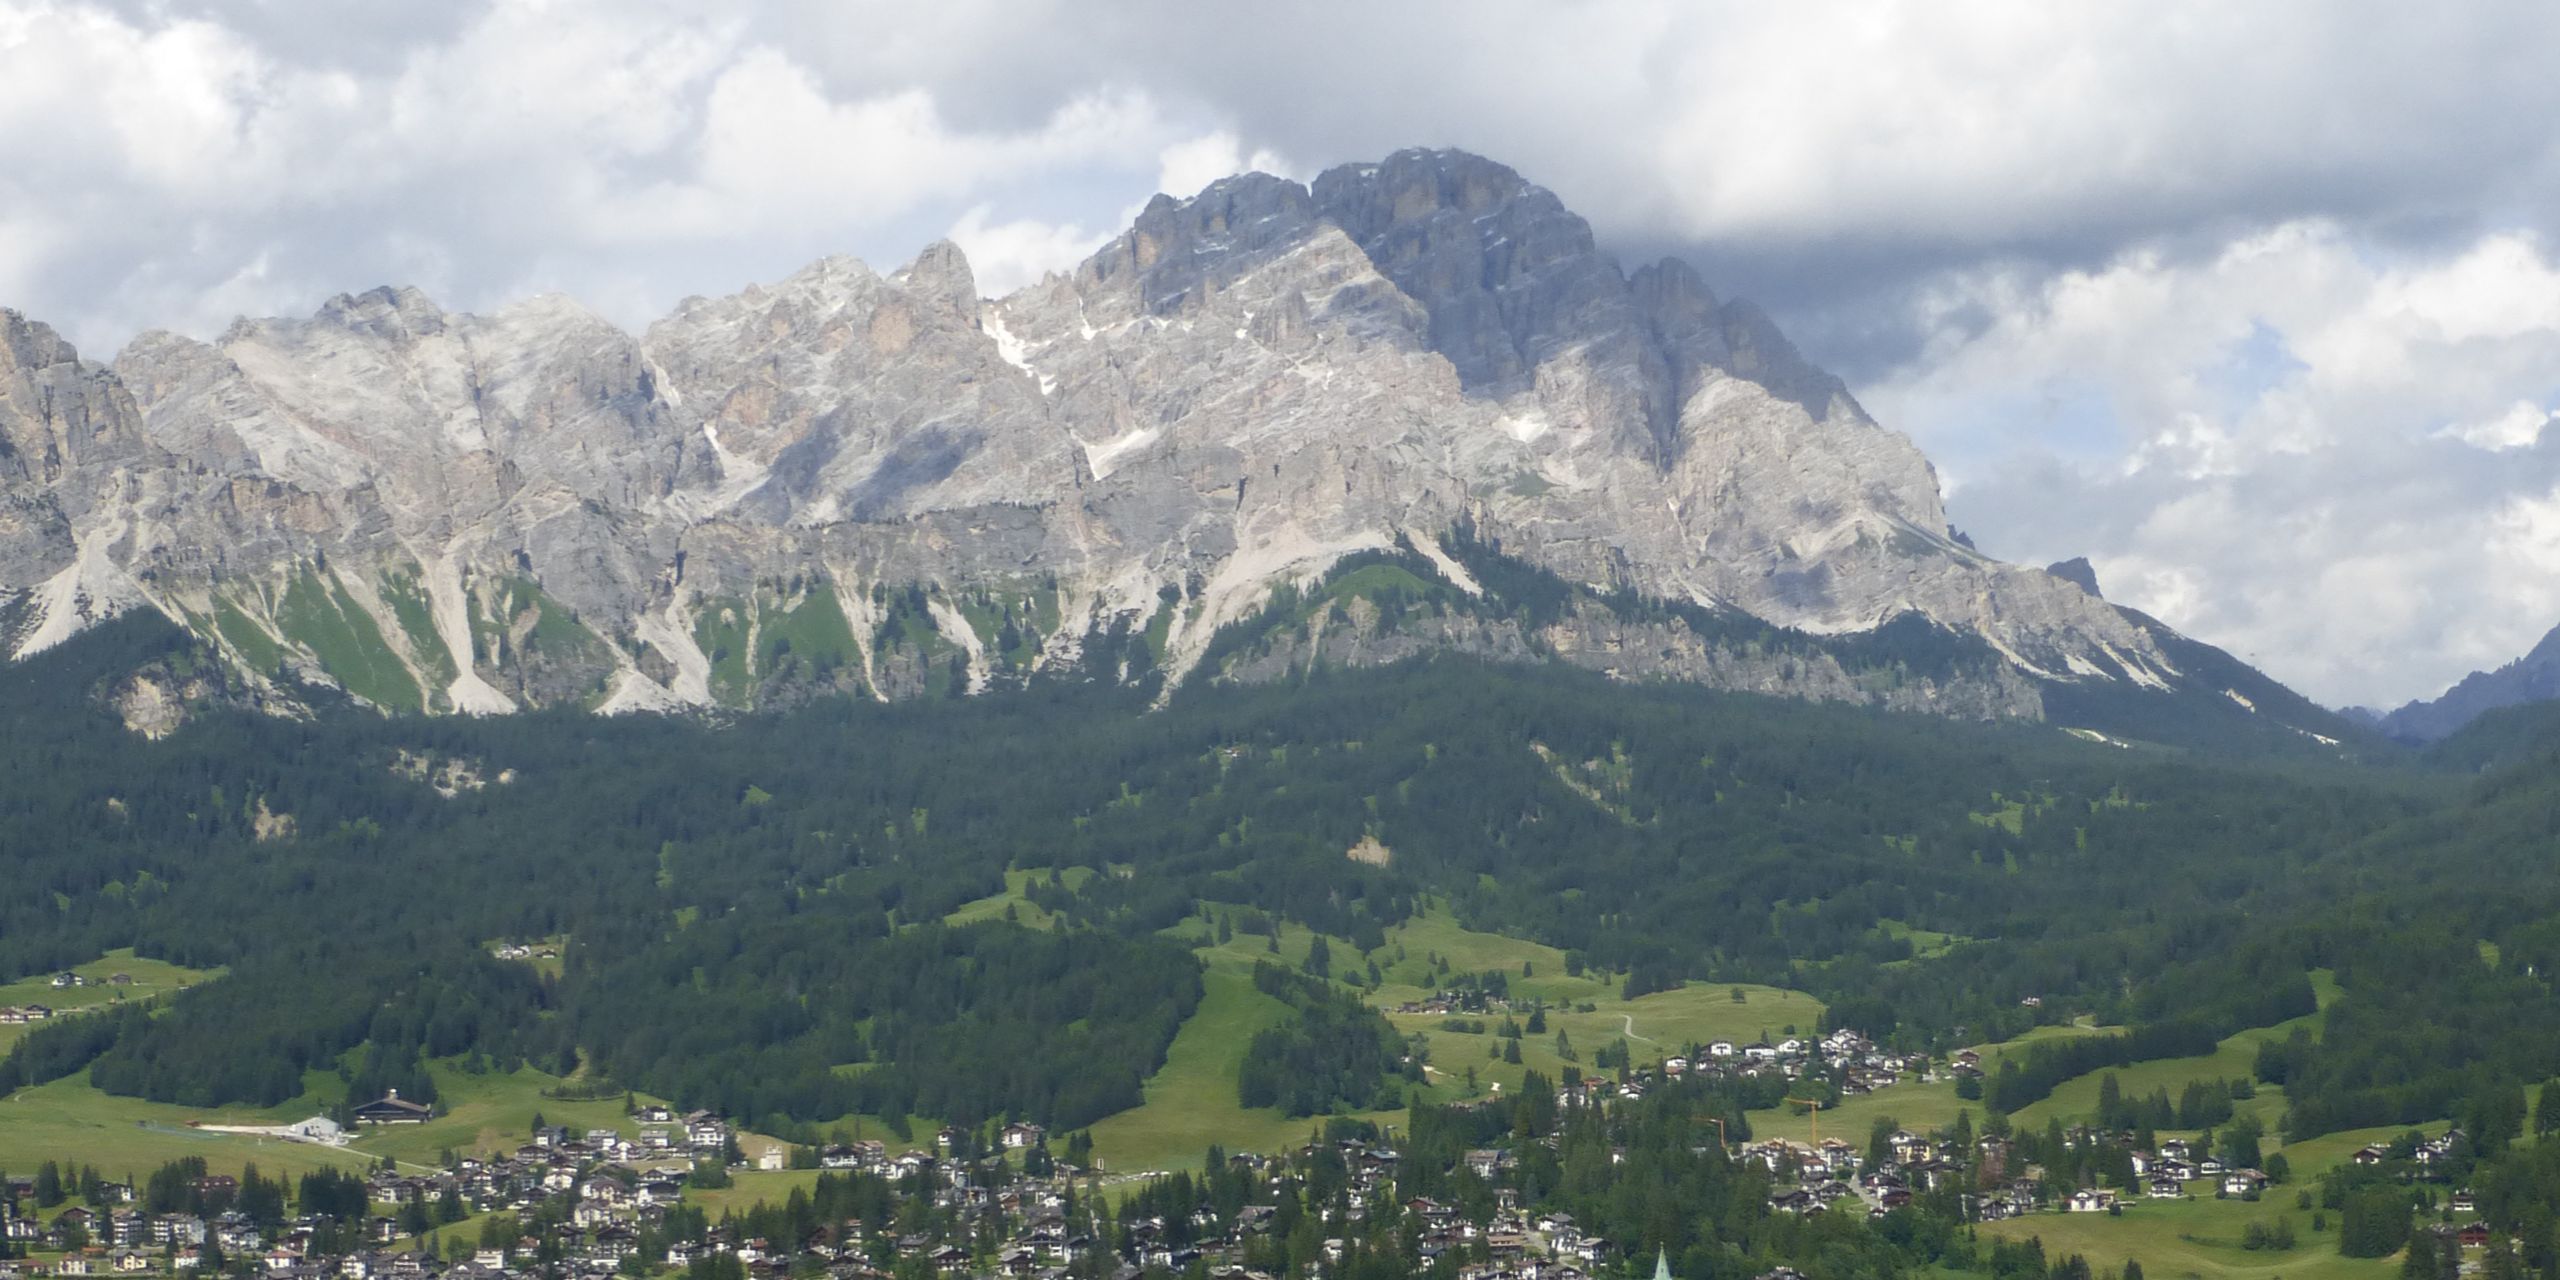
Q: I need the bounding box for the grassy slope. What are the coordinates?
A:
[2010,971,2342,1132]
[0,950,214,1055]
[1086,901,1831,1177]
[1975,975,2422,1280]
[944,868,1097,930]
[0,1077,369,1182]
[1084,942,1375,1176]
[343,1062,677,1168]
[1976,1120,2446,1280]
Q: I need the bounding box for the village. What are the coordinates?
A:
[0,1022,1928,1280]
[0,1003,2506,1280]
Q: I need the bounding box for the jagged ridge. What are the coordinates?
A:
[0,147,2331,743]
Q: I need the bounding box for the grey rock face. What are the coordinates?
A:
[2382,621,2560,742]
[0,149,2242,724]
[2047,558,2104,599]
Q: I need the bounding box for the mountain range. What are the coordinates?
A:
[2355,620,2560,742]
[0,148,2360,746]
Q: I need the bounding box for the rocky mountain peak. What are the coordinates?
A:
[0,146,2340,745]
[2047,557,2104,598]
[314,284,451,341]
[893,239,981,324]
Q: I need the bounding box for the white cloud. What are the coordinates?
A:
[1154,130,1295,201]
[2440,402,2557,452]
[946,206,1108,297]
[1864,224,2560,707]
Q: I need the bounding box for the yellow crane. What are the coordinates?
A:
[1784,1096,1827,1147]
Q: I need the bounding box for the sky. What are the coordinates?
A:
[4,0,2559,710]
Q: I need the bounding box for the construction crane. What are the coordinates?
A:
[1783,1096,1827,1147]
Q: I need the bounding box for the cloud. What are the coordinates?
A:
[1154,130,1296,201]
[946,205,1108,297]
[1861,224,2560,707]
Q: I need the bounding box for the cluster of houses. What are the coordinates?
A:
[1393,990,1517,1017]
[1543,1029,1922,1113]
[2,974,138,1026]
[1744,1129,2278,1222]
[1746,1118,2481,1225]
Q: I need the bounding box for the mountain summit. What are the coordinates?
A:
[0,149,2351,743]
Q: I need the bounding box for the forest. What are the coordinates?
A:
[5,605,2560,1151]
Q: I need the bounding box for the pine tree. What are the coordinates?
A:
[2402,1226,2436,1280]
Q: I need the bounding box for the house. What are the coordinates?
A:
[2146,1177,2183,1200]
[685,1112,730,1149]
[2065,1189,2115,1214]
[350,1090,432,1126]
[2221,1170,2267,1198]
[1001,1123,1046,1150]
[2352,1145,2388,1166]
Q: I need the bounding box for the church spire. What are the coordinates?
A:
[1652,1247,1672,1280]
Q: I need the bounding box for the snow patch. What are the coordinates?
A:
[694,420,771,513]
[1978,631,2063,682]
[1077,427,1161,481]
[982,306,1056,396]
[2222,687,2256,712]
[2099,640,2173,692]
[1499,410,1552,443]
[2062,652,2112,680]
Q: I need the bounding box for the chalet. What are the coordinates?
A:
[2065,1189,2115,1214]
[351,1091,432,1126]
[2352,1145,2388,1166]
[2452,1190,2477,1214]
[2460,1223,2493,1249]
[685,1112,730,1149]
[2221,1169,2267,1198]
[1001,1123,1046,1150]
[2146,1177,2183,1199]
